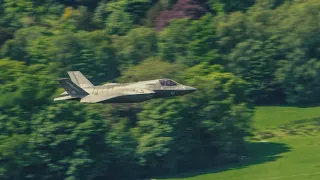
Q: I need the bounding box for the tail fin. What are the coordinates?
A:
[57,78,89,97]
[67,71,93,88]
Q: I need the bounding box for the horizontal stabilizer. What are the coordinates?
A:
[54,95,78,101]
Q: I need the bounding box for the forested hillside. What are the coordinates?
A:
[0,0,319,179]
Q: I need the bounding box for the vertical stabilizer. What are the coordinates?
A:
[67,71,94,87]
[57,78,89,97]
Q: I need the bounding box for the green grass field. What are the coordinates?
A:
[159,106,320,180]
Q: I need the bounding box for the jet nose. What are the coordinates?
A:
[189,87,197,91]
[185,86,197,93]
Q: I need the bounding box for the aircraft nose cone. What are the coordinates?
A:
[189,87,197,91]
[185,86,197,93]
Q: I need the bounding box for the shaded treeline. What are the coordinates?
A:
[0,0,319,179]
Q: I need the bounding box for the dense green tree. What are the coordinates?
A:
[55,0,101,10]
[1,26,53,64]
[114,27,158,68]
[206,0,255,13]
[95,0,156,34]
[106,0,156,23]
[158,14,219,66]
[0,27,14,47]
[0,60,57,142]
[27,103,113,180]
[0,134,34,179]
[58,6,97,31]
[106,118,141,179]
[46,31,119,83]
[0,103,109,180]
[276,51,320,105]
[0,59,57,109]
[0,0,319,179]
[1,0,64,28]
[1,103,141,180]
[227,39,283,103]
[0,60,58,179]
[134,64,253,175]
[93,1,109,28]
[118,58,186,82]
[105,10,134,36]
[211,0,320,104]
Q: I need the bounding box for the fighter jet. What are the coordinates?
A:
[54,71,196,103]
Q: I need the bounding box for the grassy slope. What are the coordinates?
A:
[159,106,320,180]
[254,106,320,129]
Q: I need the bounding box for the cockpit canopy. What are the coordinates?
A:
[159,79,179,86]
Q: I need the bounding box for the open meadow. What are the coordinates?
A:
[160,106,320,180]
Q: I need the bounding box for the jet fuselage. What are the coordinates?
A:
[79,79,196,103]
[54,71,196,104]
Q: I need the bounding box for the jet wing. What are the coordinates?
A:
[80,89,155,103]
[54,95,78,101]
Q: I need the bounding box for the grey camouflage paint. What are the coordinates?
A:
[54,71,196,103]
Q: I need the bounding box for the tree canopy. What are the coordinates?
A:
[0,0,319,179]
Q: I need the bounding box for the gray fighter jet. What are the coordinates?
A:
[54,71,196,103]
